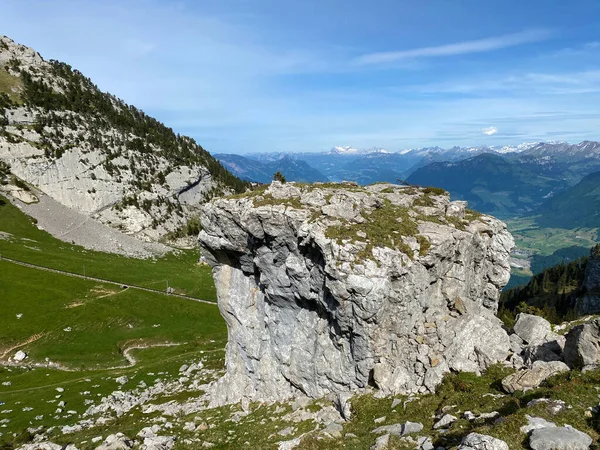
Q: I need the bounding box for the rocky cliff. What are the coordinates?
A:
[199,182,514,405]
[0,36,247,245]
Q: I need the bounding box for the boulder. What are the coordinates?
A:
[95,433,134,450]
[529,426,592,450]
[13,350,27,362]
[199,182,514,405]
[140,436,175,450]
[513,313,553,345]
[564,318,600,369]
[457,433,509,450]
[501,361,570,393]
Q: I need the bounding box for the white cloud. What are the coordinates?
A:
[482,127,498,136]
[356,29,552,65]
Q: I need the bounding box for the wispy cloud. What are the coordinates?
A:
[356,29,552,65]
[482,127,498,136]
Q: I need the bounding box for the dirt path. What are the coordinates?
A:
[0,255,217,305]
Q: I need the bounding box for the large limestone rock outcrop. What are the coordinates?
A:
[199,182,514,405]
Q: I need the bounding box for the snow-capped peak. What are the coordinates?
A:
[329,146,390,155]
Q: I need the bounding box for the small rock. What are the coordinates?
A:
[458,433,509,450]
[55,387,64,393]
[333,392,352,421]
[529,425,592,450]
[179,364,189,373]
[464,411,477,421]
[372,421,423,436]
[527,398,567,415]
[433,413,457,429]
[323,422,343,438]
[502,361,570,393]
[115,376,128,385]
[291,397,311,411]
[96,432,134,450]
[371,433,390,450]
[374,416,386,424]
[278,426,294,437]
[520,415,557,434]
[391,398,402,409]
[13,350,27,362]
[141,435,175,450]
[417,436,435,450]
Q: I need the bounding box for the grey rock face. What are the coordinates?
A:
[529,426,592,450]
[199,182,514,405]
[458,433,509,450]
[564,318,600,369]
[501,361,570,393]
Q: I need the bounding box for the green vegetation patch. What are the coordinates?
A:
[0,68,22,105]
[0,259,225,368]
[326,199,423,260]
[299,365,600,450]
[0,195,216,299]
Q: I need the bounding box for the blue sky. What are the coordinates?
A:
[2,0,600,153]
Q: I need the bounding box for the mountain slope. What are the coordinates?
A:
[215,153,328,183]
[0,36,248,245]
[534,171,600,229]
[406,153,570,217]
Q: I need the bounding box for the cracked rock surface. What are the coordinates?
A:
[199,181,514,405]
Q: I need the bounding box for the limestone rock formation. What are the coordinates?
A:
[199,181,514,405]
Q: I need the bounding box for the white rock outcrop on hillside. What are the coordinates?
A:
[0,35,234,245]
[199,182,514,405]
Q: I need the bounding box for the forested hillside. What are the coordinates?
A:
[499,246,600,324]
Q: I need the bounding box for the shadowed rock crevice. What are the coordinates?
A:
[199,182,514,405]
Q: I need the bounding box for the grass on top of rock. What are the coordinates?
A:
[325,199,424,260]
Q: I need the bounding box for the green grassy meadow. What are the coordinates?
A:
[0,195,228,447]
[0,195,216,300]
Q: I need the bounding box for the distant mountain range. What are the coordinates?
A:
[214,154,329,184]
[214,140,600,218]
